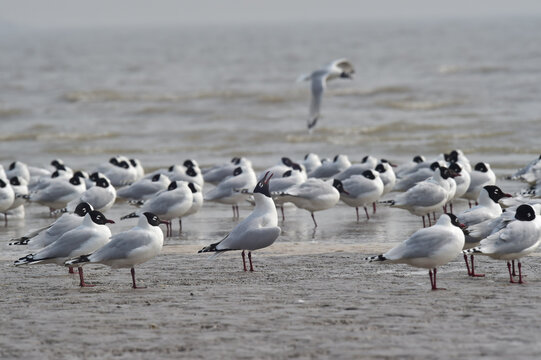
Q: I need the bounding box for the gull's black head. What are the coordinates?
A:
[448,150,459,163]
[474,162,488,173]
[292,163,302,171]
[333,155,339,162]
[445,213,464,228]
[484,185,511,203]
[168,181,178,191]
[118,160,130,169]
[96,178,110,189]
[430,162,441,171]
[362,170,376,180]
[438,166,451,180]
[186,167,197,177]
[183,159,195,168]
[74,202,92,217]
[69,175,82,186]
[375,164,386,174]
[10,176,21,186]
[332,179,348,194]
[152,174,161,182]
[143,212,162,226]
[9,162,16,170]
[448,162,462,174]
[90,172,100,181]
[168,165,175,172]
[515,204,536,221]
[109,157,119,165]
[233,167,243,176]
[283,170,292,178]
[51,170,60,178]
[281,157,293,167]
[231,157,241,164]
[73,170,86,179]
[188,183,197,193]
[254,172,273,197]
[90,210,115,225]
[413,155,424,164]
[0,179,6,188]
[129,159,137,168]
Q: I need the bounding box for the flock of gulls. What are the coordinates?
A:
[2,149,541,291]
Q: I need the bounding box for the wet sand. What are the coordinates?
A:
[2,230,541,359]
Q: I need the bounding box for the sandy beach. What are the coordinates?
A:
[2,232,541,359]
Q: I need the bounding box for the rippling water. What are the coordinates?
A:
[0,18,539,244]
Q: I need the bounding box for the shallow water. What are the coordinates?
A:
[0,17,540,359]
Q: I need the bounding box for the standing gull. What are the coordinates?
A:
[199,172,280,272]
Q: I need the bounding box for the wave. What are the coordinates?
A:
[0,107,24,118]
[438,64,509,75]
[378,99,462,111]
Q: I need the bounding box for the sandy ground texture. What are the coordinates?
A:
[2,241,541,360]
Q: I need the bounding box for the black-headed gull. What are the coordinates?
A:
[308,154,351,179]
[444,149,472,173]
[9,202,94,249]
[198,172,280,271]
[117,173,171,201]
[335,155,379,181]
[259,157,305,180]
[5,176,29,221]
[278,178,348,227]
[302,153,322,174]
[67,176,116,212]
[299,58,355,130]
[395,155,426,178]
[121,180,194,237]
[203,157,252,185]
[458,185,512,277]
[204,166,257,219]
[65,212,166,289]
[393,161,442,192]
[389,166,453,227]
[167,160,204,188]
[6,161,30,183]
[464,204,541,284]
[463,162,496,207]
[340,170,384,221]
[14,210,114,286]
[95,156,139,187]
[365,213,466,290]
[375,161,396,196]
[0,178,15,225]
[27,174,86,211]
[269,169,306,221]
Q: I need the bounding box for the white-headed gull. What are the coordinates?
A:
[340,170,384,221]
[121,180,194,237]
[204,165,257,218]
[464,204,541,284]
[278,178,348,227]
[65,212,166,289]
[9,202,94,249]
[199,172,280,271]
[458,185,512,276]
[117,173,171,201]
[510,154,541,183]
[299,58,355,130]
[463,162,496,206]
[365,213,466,290]
[14,210,114,286]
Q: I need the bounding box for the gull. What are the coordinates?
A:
[299,58,355,130]
[259,157,305,180]
[457,185,512,277]
[203,157,253,185]
[269,169,306,221]
[65,212,166,289]
[365,213,466,290]
[463,162,496,207]
[444,149,472,173]
[340,170,384,221]
[9,202,93,249]
[395,155,426,178]
[27,174,86,211]
[301,153,322,174]
[95,156,139,187]
[66,176,116,212]
[335,155,379,181]
[121,180,194,237]
[464,204,541,284]
[0,178,15,225]
[308,154,351,179]
[198,172,280,271]
[14,210,114,286]
[510,154,541,184]
[6,161,30,183]
[375,161,396,196]
[448,162,471,203]
[389,166,454,227]
[116,173,171,202]
[278,178,348,227]
[204,165,257,218]
[4,176,29,222]
[393,161,443,192]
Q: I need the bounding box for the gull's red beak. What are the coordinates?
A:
[263,171,273,184]
[106,219,115,224]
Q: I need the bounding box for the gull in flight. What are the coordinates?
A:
[299,58,355,131]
